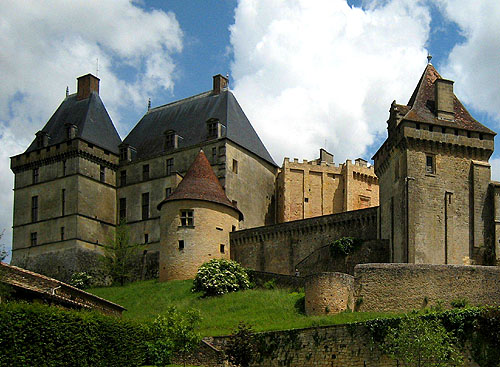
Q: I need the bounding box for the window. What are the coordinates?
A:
[100,165,105,182]
[166,158,174,176]
[207,119,218,139]
[220,244,225,254]
[60,227,65,240]
[142,193,150,220]
[426,154,435,174]
[142,164,149,181]
[31,196,38,222]
[165,131,177,150]
[61,189,66,216]
[119,146,128,161]
[180,209,194,226]
[144,233,149,244]
[178,240,185,250]
[232,225,236,232]
[232,159,238,174]
[120,170,127,186]
[166,187,172,198]
[212,147,217,163]
[119,198,127,221]
[33,168,39,184]
[62,160,67,176]
[30,232,37,246]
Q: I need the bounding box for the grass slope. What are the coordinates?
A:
[88,279,397,336]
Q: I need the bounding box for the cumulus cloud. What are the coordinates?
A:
[0,0,183,261]
[229,0,431,165]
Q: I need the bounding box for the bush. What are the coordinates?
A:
[226,322,256,367]
[192,259,250,297]
[329,237,361,256]
[69,272,93,289]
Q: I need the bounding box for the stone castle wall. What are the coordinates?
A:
[305,272,354,316]
[354,263,500,312]
[230,207,378,275]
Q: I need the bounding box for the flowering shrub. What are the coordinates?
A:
[192,259,250,297]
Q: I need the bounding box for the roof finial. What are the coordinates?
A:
[226,73,229,88]
[65,86,69,98]
[147,98,151,111]
[427,52,432,64]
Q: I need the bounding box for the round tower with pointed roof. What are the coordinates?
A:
[157,150,242,281]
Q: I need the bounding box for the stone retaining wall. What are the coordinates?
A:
[305,272,354,315]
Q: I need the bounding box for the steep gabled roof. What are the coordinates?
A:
[157,150,243,219]
[25,92,122,154]
[402,63,494,134]
[123,90,277,166]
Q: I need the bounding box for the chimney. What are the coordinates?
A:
[77,74,100,101]
[213,74,228,95]
[435,78,454,121]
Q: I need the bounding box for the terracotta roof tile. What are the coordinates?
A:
[157,150,243,219]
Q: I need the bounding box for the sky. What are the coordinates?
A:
[1,0,500,262]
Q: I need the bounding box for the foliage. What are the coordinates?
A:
[383,315,464,367]
[192,259,251,297]
[0,301,150,367]
[329,237,361,256]
[146,307,201,367]
[101,221,144,286]
[69,271,93,289]
[226,322,257,367]
[450,298,468,309]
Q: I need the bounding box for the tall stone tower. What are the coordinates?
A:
[373,63,496,265]
[10,74,122,280]
[157,150,242,281]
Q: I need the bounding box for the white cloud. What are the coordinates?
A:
[229,0,431,165]
[0,0,183,261]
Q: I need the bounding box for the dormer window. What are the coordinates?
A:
[207,118,220,139]
[35,131,49,148]
[164,130,178,150]
[65,124,77,140]
[119,144,135,162]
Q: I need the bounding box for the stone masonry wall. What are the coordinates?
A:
[354,263,500,312]
[230,207,378,275]
[305,272,354,316]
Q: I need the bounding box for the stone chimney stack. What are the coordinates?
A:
[435,78,454,121]
[213,74,228,95]
[77,74,100,101]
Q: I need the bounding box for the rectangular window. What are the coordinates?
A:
[212,147,217,163]
[61,189,66,216]
[62,160,67,176]
[120,147,128,161]
[120,170,127,186]
[165,132,176,149]
[100,165,105,182]
[207,120,218,139]
[143,164,149,181]
[31,196,38,222]
[180,209,194,227]
[119,198,127,221]
[426,154,435,174]
[166,158,174,176]
[142,193,150,220]
[60,227,65,241]
[220,244,225,254]
[178,240,185,250]
[33,168,39,184]
[166,187,172,198]
[232,159,238,174]
[30,232,37,246]
[144,233,149,244]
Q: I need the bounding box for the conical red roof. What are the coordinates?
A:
[157,150,243,219]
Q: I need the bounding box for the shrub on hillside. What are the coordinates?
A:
[192,259,250,297]
[69,271,93,289]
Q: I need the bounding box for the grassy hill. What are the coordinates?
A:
[88,279,398,336]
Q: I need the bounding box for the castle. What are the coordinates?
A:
[10,62,500,285]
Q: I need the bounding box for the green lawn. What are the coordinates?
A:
[88,279,399,336]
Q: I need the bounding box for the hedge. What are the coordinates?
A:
[0,302,150,367]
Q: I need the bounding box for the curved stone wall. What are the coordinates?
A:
[305,272,354,315]
[354,263,500,312]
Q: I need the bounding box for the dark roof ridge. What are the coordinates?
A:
[148,90,214,113]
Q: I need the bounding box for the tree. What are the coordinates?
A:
[226,322,257,367]
[101,221,144,286]
[146,307,201,367]
[383,316,464,367]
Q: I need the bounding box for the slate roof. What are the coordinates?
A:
[157,150,243,219]
[25,92,122,154]
[122,90,277,166]
[399,64,495,134]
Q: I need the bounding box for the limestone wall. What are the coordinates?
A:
[305,273,354,316]
[230,207,378,275]
[354,263,500,312]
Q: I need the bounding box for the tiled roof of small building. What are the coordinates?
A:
[25,92,122,154]
[157,150,243,219]
[123,90,277,166]
[402,64,495,134]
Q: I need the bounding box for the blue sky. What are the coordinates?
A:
[1,0,500,262]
